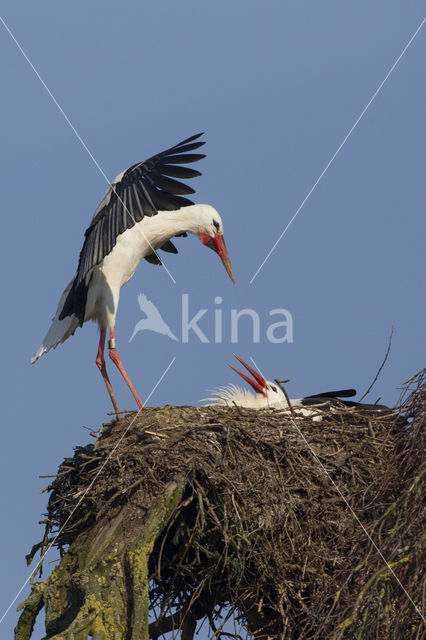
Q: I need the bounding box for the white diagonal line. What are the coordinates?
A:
[0,15,177,284]
[249,356,425,622]
[250,18,426,284]
[0,356,176,626]
[141,356,176,405]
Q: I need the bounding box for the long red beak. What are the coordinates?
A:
[200,232,235,283]
[227,353,266,395]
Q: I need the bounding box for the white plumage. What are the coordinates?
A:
[31,280,79,363]
[204,354,361,422]
[204,381,323,420]
[32,134,234,414]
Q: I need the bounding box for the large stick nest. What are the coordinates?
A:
[35,371,425,639]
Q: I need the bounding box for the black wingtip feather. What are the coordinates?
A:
[174,132,204,146]
[161,165,202,179]
[150,174,196,195]
[305,389,357,400]
[165,153,206,165]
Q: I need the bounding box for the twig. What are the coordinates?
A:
[275,379,296,417]
[359,326,394,401]
[232,400,243,416]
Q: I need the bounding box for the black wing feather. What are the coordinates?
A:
[159,240,178,254]
[165,153,206,164]
[304,389,357,399]
[145,253,163,265]
[148,174,196,195]
[169,141,205,154]
[59,133,205,323]
[161,165,201,179]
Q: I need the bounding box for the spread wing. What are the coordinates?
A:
[59,133,205,322]
[77,132,205,285]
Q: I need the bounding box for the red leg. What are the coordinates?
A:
[108,327,146,411]
[96,327,122,417]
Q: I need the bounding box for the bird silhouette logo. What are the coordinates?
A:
[129,294,179,342]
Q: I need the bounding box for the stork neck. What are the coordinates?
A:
[157,205,208,238]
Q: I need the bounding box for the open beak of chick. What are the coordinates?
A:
[227,353,267,396]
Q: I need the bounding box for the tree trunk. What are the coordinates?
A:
[15,480,184,640]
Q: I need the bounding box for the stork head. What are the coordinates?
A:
[196,205,235,283]
[228,354,289,406]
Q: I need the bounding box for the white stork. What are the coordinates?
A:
[32,133,234,414]
[205,354,361,419]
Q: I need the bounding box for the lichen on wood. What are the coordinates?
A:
[16,481,183,640]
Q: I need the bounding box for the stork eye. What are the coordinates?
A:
[213,219,220,231]
[270,385,278,392]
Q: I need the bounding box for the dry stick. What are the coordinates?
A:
[231,400,243,416]
[274,379,296,417]
[359,326,394,402]
[209,608,234,640]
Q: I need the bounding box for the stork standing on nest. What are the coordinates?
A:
[32,134,234,414]
[205,354,379,419]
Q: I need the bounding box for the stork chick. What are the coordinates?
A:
[205,354,362,421]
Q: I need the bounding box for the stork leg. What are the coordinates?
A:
[108,327,146,411]
[96,327,122,417]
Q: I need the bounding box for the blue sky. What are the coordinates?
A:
[1,2,425,636]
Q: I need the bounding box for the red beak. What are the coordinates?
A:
[199,232,235,284]
[227,353,266,395]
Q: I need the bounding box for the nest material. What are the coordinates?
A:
[26,371,425,639]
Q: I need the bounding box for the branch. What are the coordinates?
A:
[359,326,394,402]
